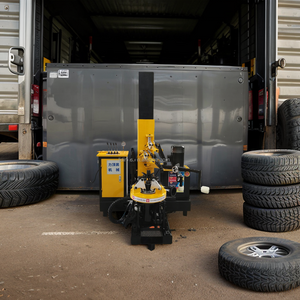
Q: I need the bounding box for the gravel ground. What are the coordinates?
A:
[1,190,300,299]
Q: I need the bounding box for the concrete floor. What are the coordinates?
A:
[0,142,18,160]
[1,190,300,300]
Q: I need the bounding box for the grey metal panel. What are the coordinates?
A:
[45,64,248,190]
[0,0,19,125]
[277,0,300,101]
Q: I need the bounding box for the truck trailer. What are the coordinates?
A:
[0,0,299,189]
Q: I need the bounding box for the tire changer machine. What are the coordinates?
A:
[97,72,209,250]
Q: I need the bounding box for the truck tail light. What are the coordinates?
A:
[31,84,40,117]
[8,124,18,131]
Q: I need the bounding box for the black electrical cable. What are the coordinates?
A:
[108,197,132,225]
[90,169,99,184]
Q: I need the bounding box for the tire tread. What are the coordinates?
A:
[0,160,59,208]
[241,150,300,185]
[242,182,300,208]
[243,203,300,232]
[277,99,300,149]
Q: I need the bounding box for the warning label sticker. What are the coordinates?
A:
[49,72,58,78]
[107,160,121,175]
[58,69,69,78]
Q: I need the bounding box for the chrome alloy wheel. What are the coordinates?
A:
[238,242,290,258]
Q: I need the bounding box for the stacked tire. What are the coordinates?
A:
[277,98,300,150]
[241,149,300,232]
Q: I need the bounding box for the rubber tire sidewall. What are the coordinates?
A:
[242,181,300,208]
[277,98,300,150]
[0,160,59,208]
[241,149,300,185]
[243,202,300,232]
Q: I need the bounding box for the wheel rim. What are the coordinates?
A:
[238,242,290,258]
[0,164,35,171]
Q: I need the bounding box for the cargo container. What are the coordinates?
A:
[0,0,297,189]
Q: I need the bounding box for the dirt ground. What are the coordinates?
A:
[1,142,300,299]
[1,189,300,300]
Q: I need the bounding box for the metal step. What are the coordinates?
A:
[141,230,163,237]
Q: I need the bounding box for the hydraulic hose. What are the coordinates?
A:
[108,197,132,225]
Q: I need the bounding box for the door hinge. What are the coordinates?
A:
[271,58,286,77]
[8,47,25,75]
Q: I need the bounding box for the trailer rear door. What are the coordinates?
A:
[277,0,300,102]
[0,1,19,140]
[0,0,34,159]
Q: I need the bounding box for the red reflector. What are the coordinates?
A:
[8,125,18,131]
[36,142,41,147]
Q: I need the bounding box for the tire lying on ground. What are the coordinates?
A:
[243,202,300,232]
[277,98,300,150]
[0,160,59,208]
[218,237,300,292]
[241,149,300,185]
[243,181,300,208]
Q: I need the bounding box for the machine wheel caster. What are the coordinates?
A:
[148,244,155,251]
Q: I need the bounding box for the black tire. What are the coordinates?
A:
[277,98,300,150]
[218,236,300,292]
[241,149,300,185]
[243,181,300,208]
[243,202,300,232]
[0,160,59,208]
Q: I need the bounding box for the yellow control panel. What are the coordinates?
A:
[97,151,129,215]
[97,151,129,198]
